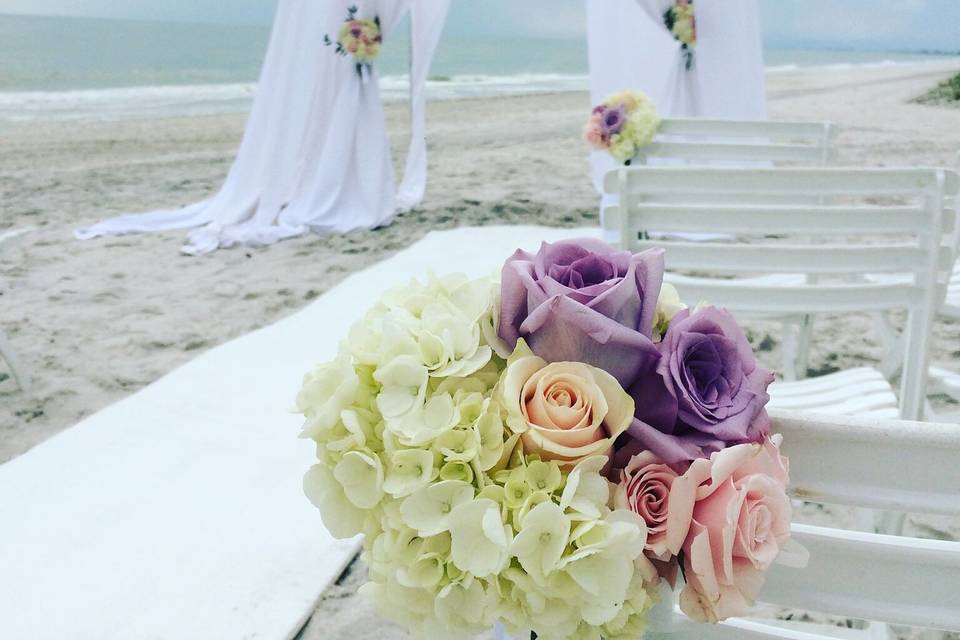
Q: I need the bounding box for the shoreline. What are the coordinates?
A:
[2,58,959,126]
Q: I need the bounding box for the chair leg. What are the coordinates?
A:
[871,311,903,379]
[865,621,895,640]
[877,511,907,536]
[781,319,800,382]
[0,330,28,391]
[794,314,814,379]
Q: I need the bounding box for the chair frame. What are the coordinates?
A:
[604,166,957,421]
[0,229,29,392]
[0,330,27,391]
[639,118,838,166]
[856,154,959,410]
[627,118,839,380]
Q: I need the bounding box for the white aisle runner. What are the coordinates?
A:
[0,226,596,640]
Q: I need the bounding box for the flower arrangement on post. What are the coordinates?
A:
[583,90,661,165]
[664,0,697,70]
[298,238,806,639]
[324,5,382,77]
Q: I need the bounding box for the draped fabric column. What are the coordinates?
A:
[586,0,767,194]
[396,0,452,212]
[76,0,450,256]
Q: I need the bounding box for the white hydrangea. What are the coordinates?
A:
[298,274,658,640]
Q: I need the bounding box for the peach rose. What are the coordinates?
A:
[499,346,634,467]
[614,450,698,561]
[678,436,799,623]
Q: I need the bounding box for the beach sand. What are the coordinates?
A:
[2,60,960,638]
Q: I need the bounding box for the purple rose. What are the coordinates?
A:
[628,307,775,464]
[499,239,663,388]
[600,106,627,136]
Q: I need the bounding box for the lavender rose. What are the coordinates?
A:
[599,105,627,136]
[498,239,663,389]
[629,306,775,464]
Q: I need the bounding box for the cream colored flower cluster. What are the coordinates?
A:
[298,274,658,640]
[583,90,662,164]
[670,4,696,48]
[338,18,382,64]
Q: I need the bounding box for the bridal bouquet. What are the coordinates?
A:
[324,5,382,74]
[583,91,661,164]
[664,0,697,69]
[299,238,805,639]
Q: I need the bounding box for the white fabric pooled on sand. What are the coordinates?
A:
[75,0,451,255]
[0,225,597,640]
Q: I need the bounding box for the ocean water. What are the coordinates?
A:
[0,13,955,124]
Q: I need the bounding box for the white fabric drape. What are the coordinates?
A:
[397,0,451,211]
[76,0,450,255]
[587,0,767,192]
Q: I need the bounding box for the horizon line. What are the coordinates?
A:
[1,10,957,56]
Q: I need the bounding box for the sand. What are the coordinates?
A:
[2,60,960,639]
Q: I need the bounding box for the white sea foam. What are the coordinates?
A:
[765,57,956,74]
[0,57,955,125]
[0,82,258,124]
[0,74,592,124]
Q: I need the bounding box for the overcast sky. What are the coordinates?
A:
[0,0,957,52]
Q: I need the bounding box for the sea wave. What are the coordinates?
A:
[0,82,257,123]
[380,73,590,102]
[0,58,956,124]
[765,57,958,74]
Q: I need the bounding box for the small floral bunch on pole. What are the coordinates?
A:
[324,5,382,77]
[583,90,661,165]
[664,0,697,70]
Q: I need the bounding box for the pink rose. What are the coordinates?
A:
[614,450,698,561]
[678,436,795,623]
[582,113,607,149]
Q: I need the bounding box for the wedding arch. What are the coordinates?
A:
[75,0,765,255]
[76,0,451,256]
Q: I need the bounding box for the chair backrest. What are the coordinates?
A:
[648,410,960,638]
[637,118,838,167]
[604,166,959,420]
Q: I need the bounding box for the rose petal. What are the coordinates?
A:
[520,295,661,389]
[499,249,540,347]
[626,417,726,466]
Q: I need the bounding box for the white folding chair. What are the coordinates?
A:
[604,166,957,422]
[645,410,960,640]
[0,229,29,391]
[0,329,28,391]
[863,155,960,411]
[625,118,838,378]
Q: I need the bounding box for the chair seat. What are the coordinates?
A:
[930,364,960,401]
[768,367,899,419]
